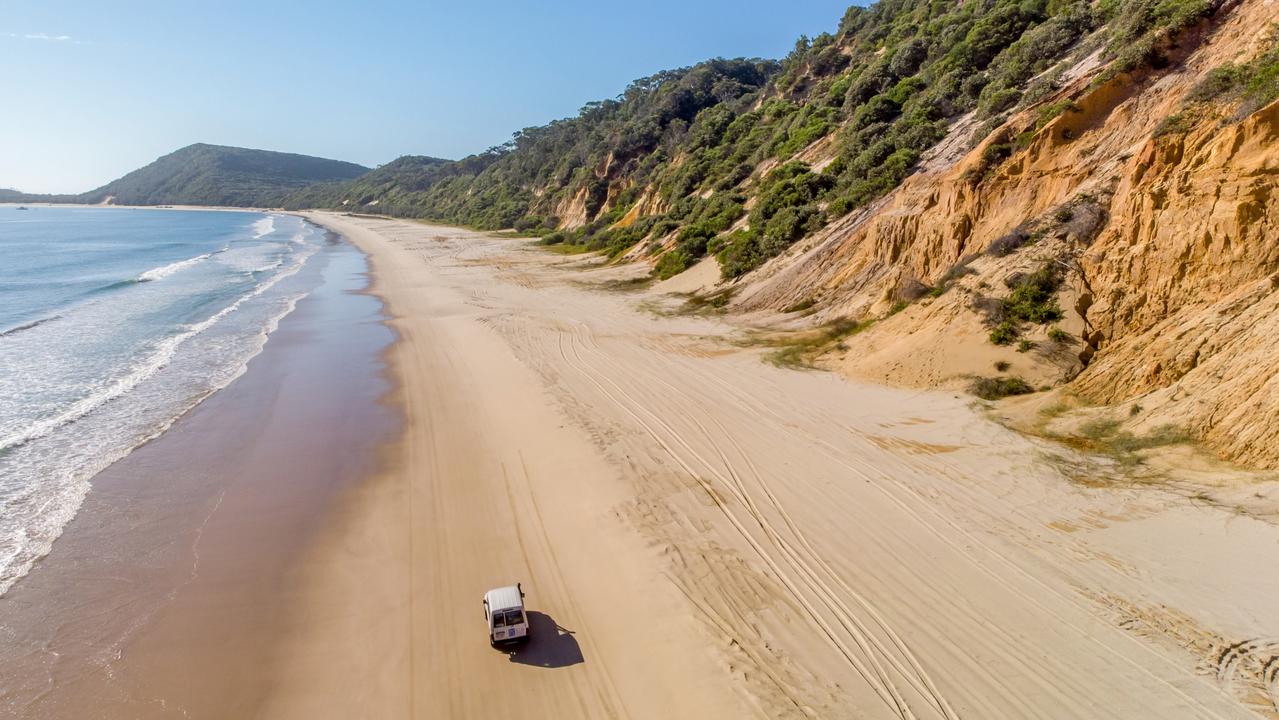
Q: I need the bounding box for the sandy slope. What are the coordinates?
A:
[269,212,1279,719]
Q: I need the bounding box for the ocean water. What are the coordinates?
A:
[0,206,326,596]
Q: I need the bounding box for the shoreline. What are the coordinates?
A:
[0,219,398,717]
[0,201,286,213]
[2,207,1275,717]
[0,208,322,596]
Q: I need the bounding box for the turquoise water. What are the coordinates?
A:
[0,206,326,595]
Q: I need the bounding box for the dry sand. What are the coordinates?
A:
[268,212,1279,719]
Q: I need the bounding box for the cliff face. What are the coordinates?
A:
[1072,99,1279,466]
[729,0,1279,467]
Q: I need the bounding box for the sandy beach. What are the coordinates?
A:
[2,209,1275,718]
[8,0,1279,714]
[255,212,1279,719]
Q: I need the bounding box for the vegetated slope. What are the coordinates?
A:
[0,188,78,204]
[283,155,453,214]
[740,0,1279,469]
[79,144,369,207]
[295,0,1279,468]
[287,0,1124,273]
[285,56,783,241]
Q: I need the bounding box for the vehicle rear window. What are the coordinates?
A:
[495,609,523,628]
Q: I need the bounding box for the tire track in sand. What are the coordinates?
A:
[676,347,1240,720]
[554,320,940,720]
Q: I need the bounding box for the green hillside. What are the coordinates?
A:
[283,155,454,214]
[80,143,369,207]
[284,0,1226,280]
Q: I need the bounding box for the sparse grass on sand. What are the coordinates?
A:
[1035,410,1195,473]
[594,275,656,292]
[679,287,738,315]
[542,242,594,255]
[1073,420,1193,462]
[988,394,1211,489]
[744,317,866,369]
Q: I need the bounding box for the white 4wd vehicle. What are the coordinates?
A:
[483,583,530,647]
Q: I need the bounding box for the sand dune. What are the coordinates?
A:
[272,212,1279,719]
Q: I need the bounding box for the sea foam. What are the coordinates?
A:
[137,252,214,282]
[0,244,317,456]
[252,216,277,239]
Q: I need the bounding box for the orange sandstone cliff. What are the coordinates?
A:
[726,0,1279,468]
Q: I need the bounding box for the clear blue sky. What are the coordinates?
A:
[2,1,855,193]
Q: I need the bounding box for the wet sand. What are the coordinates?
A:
[0,234,396,717]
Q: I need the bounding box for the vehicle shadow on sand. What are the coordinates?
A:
[507,611,584,668]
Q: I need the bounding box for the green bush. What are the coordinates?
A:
[852,94,902,131]
[1036,100,1081,129]
[978,86,1024,117]
[1244,34,1279,109]
[710,164,836,278]
[1189,65,1247,102]
[888,38,929,77]
[983,263,1065,345]
[760,206,809,252]
[1184,30,1279,112]
[826,73,854,106]
[772,106,838,157]
[716,229,765,279]
[653,251,690,280]
[650,219,680,238]
[970,376,1035,399]
[1003,264,1064,324]
[990,320,1020,345]
[827,196,857,217]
